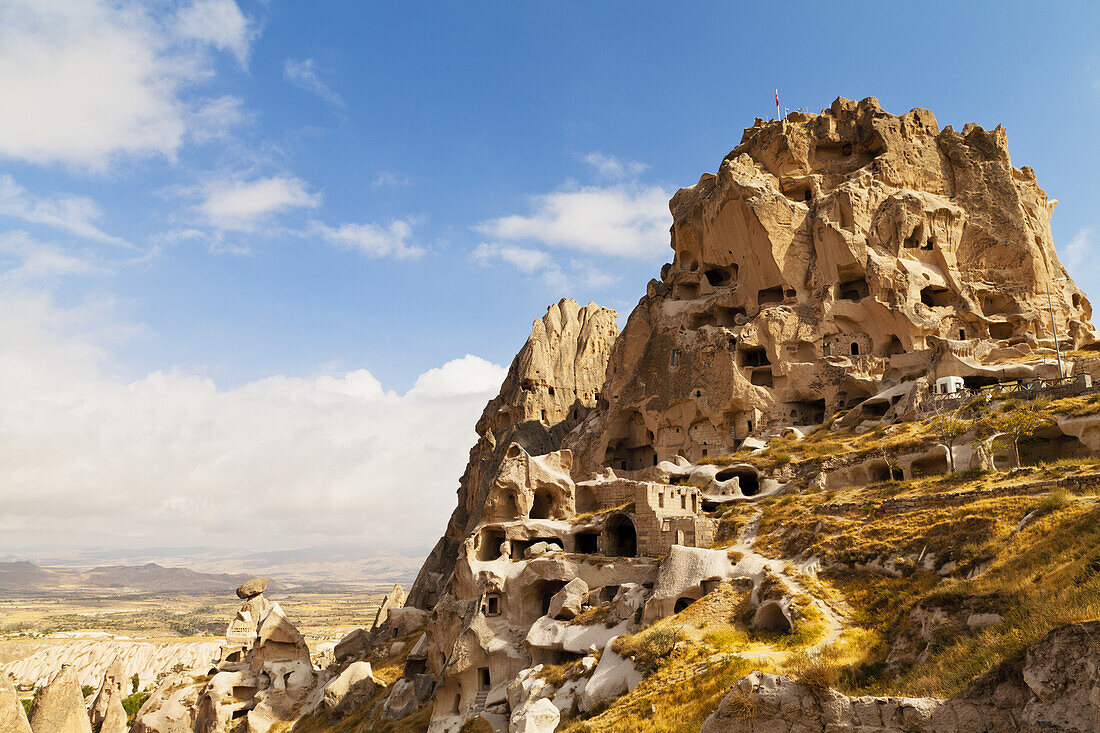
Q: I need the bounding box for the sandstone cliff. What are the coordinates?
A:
[566,96,1095,475]
[406,298,619,610]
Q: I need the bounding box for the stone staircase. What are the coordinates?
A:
[472,689,489,712]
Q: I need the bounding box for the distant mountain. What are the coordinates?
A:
[0,561,246,593]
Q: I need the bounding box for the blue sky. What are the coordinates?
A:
[1,0,1098,554]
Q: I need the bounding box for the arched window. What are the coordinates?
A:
[850,342,860,356]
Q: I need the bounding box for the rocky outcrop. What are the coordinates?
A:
[89,655,126,726]
[702,621,1100,732]
[565,96,1095,475]
[0,673,32,733]
[407,298,619,611]
[133,580,325,733]
[322,661,384,717]
[28,664,92,733]
[99,689,129,733]
[2,639,220,690]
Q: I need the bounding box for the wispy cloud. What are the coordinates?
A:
[472,242,619,291]
[372,171,413,189]
[476,183,671,259]
[582,151,649,180]
[198,175,321,231]
[174,0,255,68]
[0,175,130,247]
[310,218,424,259]
[1064,226,1093,271]
[284,58,345,107]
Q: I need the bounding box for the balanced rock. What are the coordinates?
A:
[0,673,32,733]
[236,577,269,600]
[28,664,92,733]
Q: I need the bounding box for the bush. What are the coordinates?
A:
[615,626,680,676]
[1033,489,1071,518]
[785,651,839,691]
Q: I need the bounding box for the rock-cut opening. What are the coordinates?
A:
[753,600,792,632]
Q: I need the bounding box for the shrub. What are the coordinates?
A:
[615,626,680,676]
[1033,489,1071,518]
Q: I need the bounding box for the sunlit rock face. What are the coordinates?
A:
[406,298,619,611]
[566,96,1095,475]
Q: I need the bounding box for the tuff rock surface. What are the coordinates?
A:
[702,621,1100,732]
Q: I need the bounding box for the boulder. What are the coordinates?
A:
[547,578,588,620]
[0,673,32,733]
[523,541,561,559]
[580,637,642,712]
[322,661,385,717]
[509,697,560,733]
[236,577,269,600]
[28,665,92,733]
[333,628,369,663]
[381,673,435,720]
[371,584,406,630]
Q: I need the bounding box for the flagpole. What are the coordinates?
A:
[775,89,780,121]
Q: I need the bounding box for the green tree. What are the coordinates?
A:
[130,672,140,695]
[992,401,1054,467]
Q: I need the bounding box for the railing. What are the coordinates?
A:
[923,373,1097,412]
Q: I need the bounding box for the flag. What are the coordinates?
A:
[775,90,779,107]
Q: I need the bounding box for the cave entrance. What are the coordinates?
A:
[606,514,638,557]
[704,267,735,287]
[674,596,696,613]
[716,468,759,496]
[758,286,784,306]
[989,322,1015,340]
[911,452,949,477]
[838,277,869,301]
[753,601,792,632]
[530,488,553,519]
[738,346,770,368]
[575,532,599,554]
[477,528,506,561]
[921,286,953,308]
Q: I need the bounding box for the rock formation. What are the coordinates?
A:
[565,95,1094,477]
[99,688,129,733]
[89,655,125,726]
[0,673,32,733]
[28,664,92,733]
[702,621,1100,732]
[2,639,221,690]
[132,578,326,733]
[387,97,1100,732]
[407,298,620,611]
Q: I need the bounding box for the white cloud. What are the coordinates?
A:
[472,242,553,273]
[372,171,414,189]
[188,95,247,143]
[311,218,425,259]
[472,242,620,292]
[199,176,321,231]
[583,152,649,180]
[1064,227,1093,271]
[174,0,254,67]
[0,0,253,170]
[476,183,671,259]
[0,231,101,283]
[0,175,130,247]
[284,58,345,107]
[0,286,507,550]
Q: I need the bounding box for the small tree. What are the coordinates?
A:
[926,399,972,472]
[992,401,1054,468]
[131,672,140,695]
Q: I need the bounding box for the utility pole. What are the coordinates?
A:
[1047,278,1067,380]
